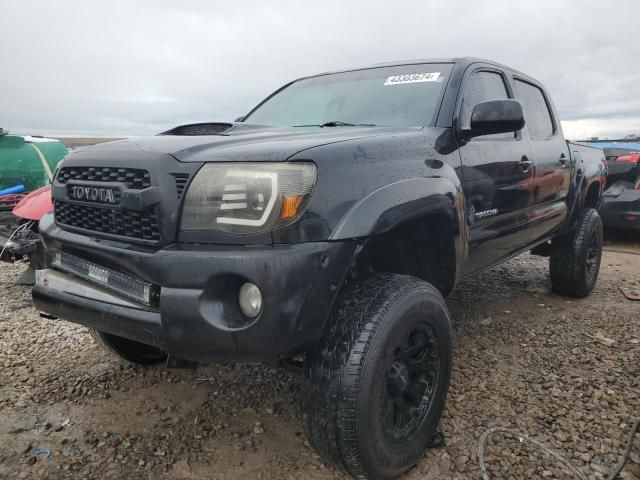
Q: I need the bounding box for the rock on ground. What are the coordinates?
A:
[1,236,639,479]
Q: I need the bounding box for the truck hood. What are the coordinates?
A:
[76,123,417,163]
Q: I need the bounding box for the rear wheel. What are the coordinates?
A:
[301,274,452,479]
[550,208,603,298]
[90,330,167,365]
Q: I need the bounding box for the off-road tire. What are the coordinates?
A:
[301,274,452,479]
[90,330,167,365]
[550,208,603,298]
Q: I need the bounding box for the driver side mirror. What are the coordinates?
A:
[464,99,525,138]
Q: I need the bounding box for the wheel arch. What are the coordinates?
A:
[584,180,602,209]
[330,177,464,296]
[561,153,606,234]
[579,151,606,210]
[358,211,460,297]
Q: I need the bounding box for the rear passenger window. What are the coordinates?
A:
[461,71,513,140]
[514,80,554,140]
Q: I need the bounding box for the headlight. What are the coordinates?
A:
[180,162,317,234]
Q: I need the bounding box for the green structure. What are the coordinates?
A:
[0,129,68,192]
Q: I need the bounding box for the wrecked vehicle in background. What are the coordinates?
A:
[0,186,53,277]
[588,142,640,230]
[33,58,606,479]
[0,129,65,272]
[0,128,66,193]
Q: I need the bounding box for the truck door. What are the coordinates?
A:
[457,69,534,275]
[513,79,571,243]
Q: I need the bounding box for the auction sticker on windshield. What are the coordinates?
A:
[384,72,441,85]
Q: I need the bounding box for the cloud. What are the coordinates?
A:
[0,0,638,138]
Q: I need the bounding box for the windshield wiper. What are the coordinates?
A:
[293,121,377,128]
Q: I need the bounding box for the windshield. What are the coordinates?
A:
[244,63,452,128]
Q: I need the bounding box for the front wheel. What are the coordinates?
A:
[90,330,167,366]
[301,274,452,479]
[549,208,603,298]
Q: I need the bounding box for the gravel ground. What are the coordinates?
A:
[1,239,639,480]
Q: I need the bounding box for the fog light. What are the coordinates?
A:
[239,282,262,317]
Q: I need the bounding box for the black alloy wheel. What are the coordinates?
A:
[302,274,452,480]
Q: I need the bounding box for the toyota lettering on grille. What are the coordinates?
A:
[68,185,120,205]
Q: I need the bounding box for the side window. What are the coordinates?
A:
[460,71,513,140]
[514,80,554,140]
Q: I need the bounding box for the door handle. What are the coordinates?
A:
[559,154,569,168]
[520,155,533,171]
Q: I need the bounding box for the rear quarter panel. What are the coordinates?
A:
[562,142,606,231]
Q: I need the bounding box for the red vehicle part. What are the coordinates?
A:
[12,185,52,221]
[616,153,640,165]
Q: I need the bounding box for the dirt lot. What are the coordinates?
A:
[1,238,639,480]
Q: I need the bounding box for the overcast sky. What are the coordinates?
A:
[1,0,638,140]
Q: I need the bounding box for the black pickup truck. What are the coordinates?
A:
[33,58,606,479]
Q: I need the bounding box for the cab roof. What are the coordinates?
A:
[308,57,531,83]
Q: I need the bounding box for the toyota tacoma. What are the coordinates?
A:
[33,58,606,479]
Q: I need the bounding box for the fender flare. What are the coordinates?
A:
[329,176,465,290]
[563,153,606,233]
[329,176,462,239]
[579,161,606,208]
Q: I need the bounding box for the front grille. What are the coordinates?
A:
[55,201,161,242]
[57,167,151,190]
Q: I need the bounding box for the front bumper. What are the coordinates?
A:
[33,214,357,362]
[600,189,640,230]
